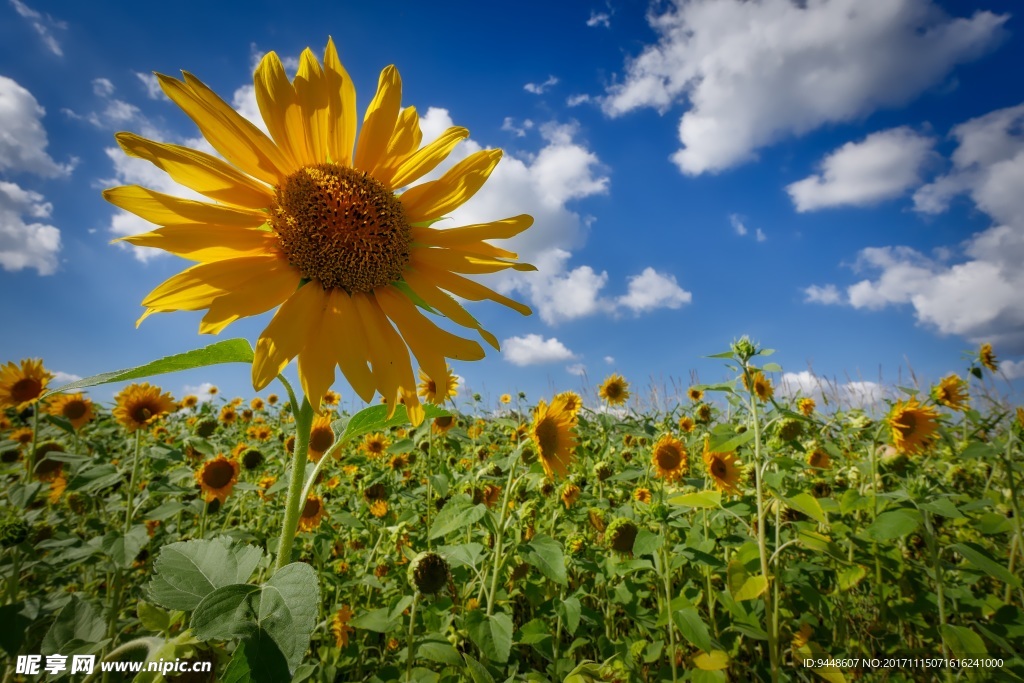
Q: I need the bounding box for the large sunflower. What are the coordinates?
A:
[48,393,95,430]
[530,394,578,479]
[702,436,744,495]
[887,398,939,455]
[104,39,534,424]
[114,383,176,432]
[196,455,240,504]
[0,359,52,411]
[598,374,630,406]
[651,434,688,483]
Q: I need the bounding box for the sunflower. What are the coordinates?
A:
[651,435,688,483]
[431,415,455,434]
[417,366,458,405]
[702,437,744,495]
[106,40,535,424]
[360,432,390,458]
[267,393,279,405]
[388,453,408,472]
[114,383,176,432]
[797,397,816,417]
[677,415,695,433]
[509,423,529,444]
[258,474,277,499]
[888,398,939,455]
[181,394,199,408]
[0,359,52,411]
[219,405,238,425]
[298,495,327,531]
[806,447,831,470]
[743,369,774,402]
[499,393,512,405]
[48,393,95,430]
[196,455,240,504]
[634,487,652,504]
[48,475,67,505]
[554,390,583,418]
[687,387,703,402]
[34,442,64,482]
[598,374,630,406]
[931,374,969,411]
[482,483,502,508]
[250,397,265,410]
[979,343,998,372]
[530,395,578,479]
[11,427,33,447]
[331,606,355,648]
[695,403,712,424]
[308,414,336,462]
[321,390,340,408]
[0,414,11,432]
[560,482,581,509]
[369,499,389,518]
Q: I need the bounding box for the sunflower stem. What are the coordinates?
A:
[27,402,40,481]
[123,431,142,535]
[275,397,314,572]
[404,592,420,682]
[485,457,519,616]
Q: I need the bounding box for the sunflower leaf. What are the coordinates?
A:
[339,403,450,445]
[43,339,255,398]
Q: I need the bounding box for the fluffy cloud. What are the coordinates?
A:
[803,284,843,305]
[779,370,890,407]
[566,363,587,376]
[501,117,534,138]
[1001,359,1024,380]
[616,267,692,313]
[52,371,82,385]
[503,334,578,366]
[10,0,65,57]
[524,76,559,95]
[0,181,60,274]
[182,382,218,403]
[788,128,936,211]
[135,72,169,101]
[587,11,611,28]
[0,76,74,178]
[603,0,1006,175]
[729,213,768,242]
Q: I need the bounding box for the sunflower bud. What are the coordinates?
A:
[194,418,217,438]
[408,551,450,594]
[605,518,638,555]
[731,336,757,362]
[593,461,613,481]
[241,448,264,470]
[0,519,30,547]
[777,419,803,442]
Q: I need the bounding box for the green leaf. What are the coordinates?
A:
[784,493,827,525]
[668,490,722,509]
[417,637,462,665]
[707,429,755,454]
[461,653,496,683]
[340,403,451,445]
[727,561,768,601]
[465,610,513,663]
[0,603,32,656]
[221,634,291,683]
[836,565,867,592]
[951,542,1022,588]
[919,497,965,519]
[41,595,107,655]
[558,596,581,635]
[523,535,567,585]
[430,494,486,540]
[349,607,396,633]
[101,525,149,568]
[761,362,783,373]
[940,625,988,658]
[68,465,121,494]
[44,339,254,397]
[137,601,170,632]
[632,528,664,557]
[147,538,264,611]
[674,608,714,653]
[190,584,260,639]
[863,508,921,541]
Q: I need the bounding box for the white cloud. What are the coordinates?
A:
[1001,359,1024,380]
[52,371,82,385]
[587,11,611,28]
[182,382,217,403]
[0,76,74,177]
[616,267,692,314]
[524,75,559,95]
[135,72,169,101]
[779,371,890,407]
[566,94,592,108]
[503,334,578,366]
[92,78,115,97]
[729,213,747,236]
[804,284,843,305]
[501,117,534,138]
[604,356,615,364]
[566,363,587,376]
[603,0,1006,175]
[9,0,65,57]
[755,228,767,242]
[0,180,61,275]
[787,127,935,211]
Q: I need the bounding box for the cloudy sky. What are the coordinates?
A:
[2,0,1022,411]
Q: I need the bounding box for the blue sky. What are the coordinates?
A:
[2,0,1023,412]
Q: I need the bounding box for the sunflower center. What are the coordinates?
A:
[272,163,411,293]
[711,458,727,478]
[534,417,559,455]
[604,383,623,400]
[132,405,154,424]
[203,461,235,489]
[302,498,322,518]
[656,445,682,471]
[12,378,42,403]
[309,427,335,454]
[63,401,88,420]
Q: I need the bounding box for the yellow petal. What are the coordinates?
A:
[414,263,533,316]
[103,185,268,228]
[115,133,274,209]
[401,270,501,350]
[252,281,324,390]
[373,106,422,188]
[116,225,278,262]
[351,292,422,424]
[411,214,533,246]
[254,51,311,168]
[160,72,293,184]
[326,290,377,403]
[140,255,286,313]
[390,126,469,190]
[353,66,402,173]
[198,264,300,334]
[293,48,329,165]
[412,248,535,274]
[296,286,336,413]
[323,37,356,167]
[399,149,502,223]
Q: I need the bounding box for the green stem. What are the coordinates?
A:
[660,540,678,682]
[26,402,40,480]
[124,431,142,534]
[485,459,520,616]
[425,426,434,549]
[405,592,420,682]
[923,511,952,669]
[275,397,314,572]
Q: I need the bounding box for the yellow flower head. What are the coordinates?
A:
[797,397,816,417]
[651,435,689,483]
[979,343,998,372]
[417,366,458,405]
[806,447,831,470]
[196,455,240,504]
[0,359,53,411]
[331,606,355,648]
[267,393,279,405]
[369,499,389,518]
[560,482,581,509]
[554,390,583,418]
[931,374,969,411]
[530,395,578,479]
[687,387,703,402]
[431,415,455,434]
[598,374,630,406]
[298,495,327,532]
[308,414,336,462]
[500,393,512,405]
[743,369,774,402]
[887,398,939,455]
[106,39,535,424]
[250,396,265,410]
[181,394,199,408]
[114,383,175,432]
[702,436,744,495]
[48,393,95,430]
[634,487,652,504]
[322,390,340,407]
[677,415,695,433]
[360,431,390,458]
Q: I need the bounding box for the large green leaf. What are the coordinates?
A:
[863,508,921,541]
[523,535,567,585]
[784,493,827,525]
[101,526,150,569]
[668,490,721,509]
[221,634,291,683]
[430,494,486,540]
[43,339,255,397]
[41,595,108,656]
[338,403,451,444]
[147,538,264,611]
[465,610,513,663]
[951,542,1022,588]
[674,608,714,653]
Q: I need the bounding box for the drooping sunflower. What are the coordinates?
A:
[702,437,744,495]
[806,447,831,470]
[298,495,327,531]
[196,455,240,504]
[530,394,578,479]
[417,366,458,405]
[677,415,695,433]
[887,398,939,455]
[651,435,689,483]
[48,393,95,430]
[0,359,52,411]
[598,374,630,406]
[931,374,969,411]
[360,432,390,458]
[106,39,535,424]
[331,606,355,648]
[560,482,581,509]
[687,387,703,402]
[743,369,774,402]
[114,383,176,432]
[308,414,336,462]
[797,397,816,417]
[431,415,455,434]
[979,343,998,372]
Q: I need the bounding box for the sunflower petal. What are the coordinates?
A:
[198,264,300,334]
[411,214,533,246]
[161,72,293,183]
[352,293,422,424]
[103,185,268,228]
[390,127,469,190]
[254,51,312,168]
[401,270,501,350]
[323,37,356,167]
[326,290,376,403]
[399,149,502,223]
[294,48,329,165]
[373,106,421,188]
[414,263,532,316]
[353,66,402,173]
[139,256,286,315]
[297,286,336,413]
[116,226,278,262]
[252,281,323,391]
[115,133,274,209]
[413,248,535,274]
